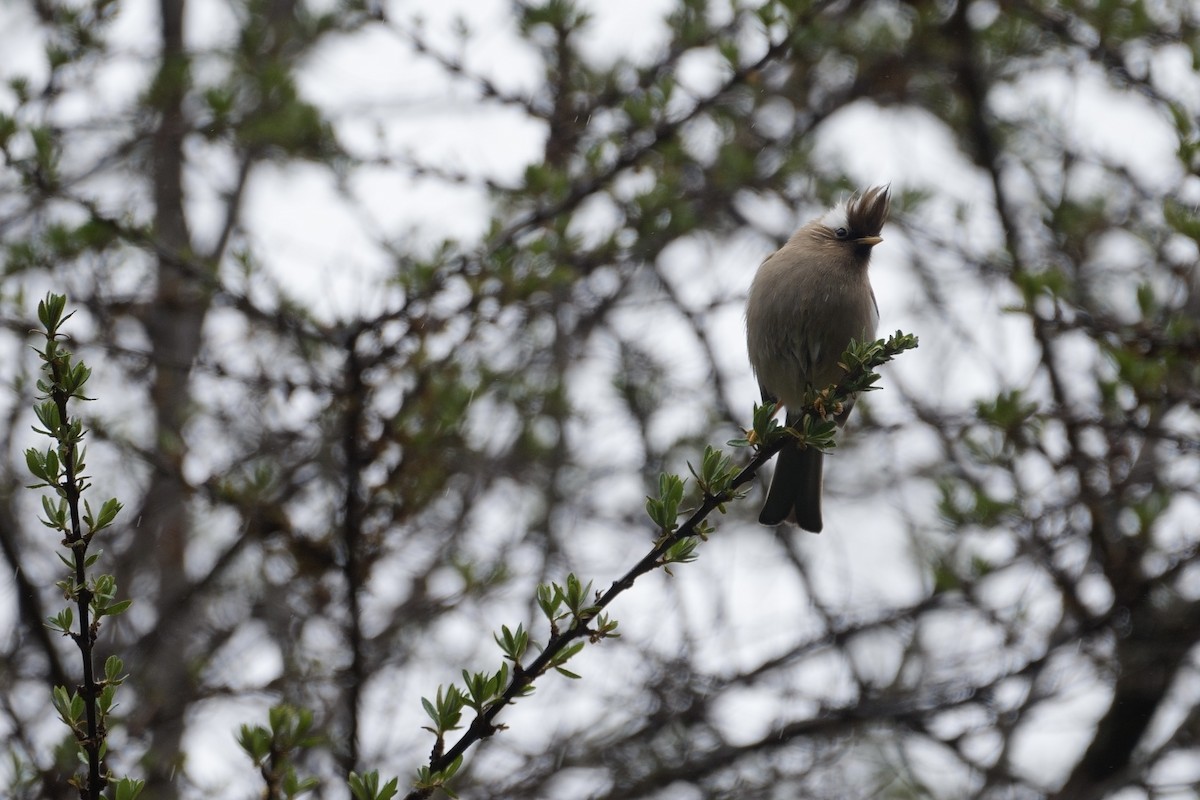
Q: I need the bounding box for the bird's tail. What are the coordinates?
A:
[758,441,824,532]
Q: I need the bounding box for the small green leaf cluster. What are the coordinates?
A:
[647,445,749,569]
[412,684,466,796]
[645,473,685,534]
[644,445,747,556]
[3,217,122,275]
[936,477,1018,529]
[45,570,131,630]
[413,752,464,798]
[974,389,1041,454]
[929,553,998,595]
[690,445,742,502]
[493,623,529,665]
[237,705,321,800]
[349,771,400,800]
[463,662,513,712]
[838,332,920,393]
[51,655,128,744]
[537,574,618,645]
[1168,102,1200,174]
[413,682,469,794]
[1100,281,1198,407]
[729,401,786,448]
[420,685,465,740]
[31,293,92,397]
[110,778,145,800]
[744,407,840,455]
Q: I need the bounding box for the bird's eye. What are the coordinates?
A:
[834,227,850,239]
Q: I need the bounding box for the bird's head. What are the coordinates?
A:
[812,185,891,257]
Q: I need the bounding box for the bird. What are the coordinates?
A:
[745,186,889,531]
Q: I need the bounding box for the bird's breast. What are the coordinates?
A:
[747,257,877,405]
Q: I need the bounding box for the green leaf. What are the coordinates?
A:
[65,360,92,396]
[100,598,133,617]
[493,623,529,662]
[932,560,960,593]
[237,724,272,763]
[33,400,60,435]
[348,771,399,800]
[24,447,47,482]
[646,472,685,531]
[560,573,597,619]
[536,581,562,620]
[420,685,464,735]
[282,769,319,797]
[47,607,74,634]
[550,641,585,672]
[38,293,67,332]
[414,754,464,795]
[113,778,145,800]
[104,655,125,683]
[41,495,67,529]
[52,685,84,730]
[662,537,699,565]
[441,754,463,779]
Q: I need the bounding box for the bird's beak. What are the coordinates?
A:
[855,235,883,248]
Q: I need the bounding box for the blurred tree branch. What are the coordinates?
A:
[0,0,1196,798]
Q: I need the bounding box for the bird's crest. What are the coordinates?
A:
[819,185,890,237]
[845,185,890,237]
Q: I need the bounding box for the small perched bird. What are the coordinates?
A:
[745,186,889,531]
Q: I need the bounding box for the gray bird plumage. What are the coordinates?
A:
[745,186,889,531]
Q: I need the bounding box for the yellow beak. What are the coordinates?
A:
[855,235,883,247]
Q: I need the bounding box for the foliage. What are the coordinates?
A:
[1,1,1197,799]
[25,294,135,799]
[237,705,321,800]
